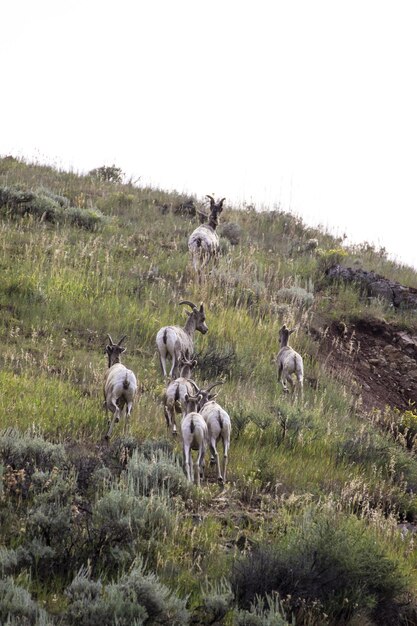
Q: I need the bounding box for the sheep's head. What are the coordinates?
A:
[206,195,225,228]
[278,325,296,348]
[185,381,224,412]
[179,356,198,378]
[106,334,127,367]
[179,300,208,334]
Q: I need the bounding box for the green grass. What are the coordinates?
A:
[1,156,417,624]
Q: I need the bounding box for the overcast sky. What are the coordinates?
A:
[1,1,416,268]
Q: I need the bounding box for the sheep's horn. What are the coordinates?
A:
[181,357,196,366]
[188,379,201,393]
[206,194,215,206]
[218,197,226,207]
[117,335,127,346]
[179,300,197,310]
[107,334,114,345]
[205,381,224,393]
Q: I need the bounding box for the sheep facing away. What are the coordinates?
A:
[180,412,208,486]
[162,357,198,436]
[188,195,225,275]
[277,324,304,399]
[103,334,138,440]
[156,300,208,378]
[199,399,231,483]
[184,381,228,482]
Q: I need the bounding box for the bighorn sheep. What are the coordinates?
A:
[188,195,225,274]
[277,324,304,399]
[162,357,198,436]
[156,300,208,378]
[184,382,229,483]
[180,411,208,486]
[103,335,138,439]
[199,400,231,483]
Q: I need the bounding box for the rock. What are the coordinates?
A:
[325,264,417,309]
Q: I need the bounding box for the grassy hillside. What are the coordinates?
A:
[1,156,417,625]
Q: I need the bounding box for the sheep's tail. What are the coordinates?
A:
[123,375,130,390]
[190,416,195,433]
[217,410,223,430]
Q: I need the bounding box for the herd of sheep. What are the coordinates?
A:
[103,197,304,485]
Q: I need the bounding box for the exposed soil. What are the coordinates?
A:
[313,317,417,414]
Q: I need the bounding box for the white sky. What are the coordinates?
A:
[1,1,416,268]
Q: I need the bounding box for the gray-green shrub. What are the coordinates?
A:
[0,185,107,230]
[127,448,192,499]
[89,487,173,574]
[233,593,292,626]
[0,577,50,625]
[65,561,189,625]
[231,508,406,624]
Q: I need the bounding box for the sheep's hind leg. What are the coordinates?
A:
[124,403,133,435]
[222,438,229,483]
[183,445,193,482]
[210,439,222,483]
[105,406,120,440]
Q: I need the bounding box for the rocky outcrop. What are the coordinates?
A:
[325,265,417,310]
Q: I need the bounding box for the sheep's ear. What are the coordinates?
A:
[106,345,112,354]
[184,393,189,402]
[185,310,191,317]
[289,329,296,335]
[120,346,127,353]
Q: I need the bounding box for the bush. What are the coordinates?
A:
[233,593,292,626]
[316,247,347,273]
[24,469,80,580]
[0,577,50,625]
[196,341,236,379]
[88,165,124,183]
[65,562,189,625]
[275,286,314,308]
[193,579,234,625]
[64,205,107,230]
[89,487,173,574]
[220,222,242,245]
[0,185,107,230]
[0,429,68,499]
[0,547,31,577]
[231,508,406,624]
[127,448,191,499]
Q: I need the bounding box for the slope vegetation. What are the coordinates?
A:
[1,156,417,625]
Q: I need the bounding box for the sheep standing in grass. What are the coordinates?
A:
[156,300,208,378]
[180,382,224,485]
[103,335,138,439]
[184,381,228,482]
[277,324,304,400]
[181,412,208,486]
[163,357,198,436]
[199,399,231,483]
[188,195,225,276]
